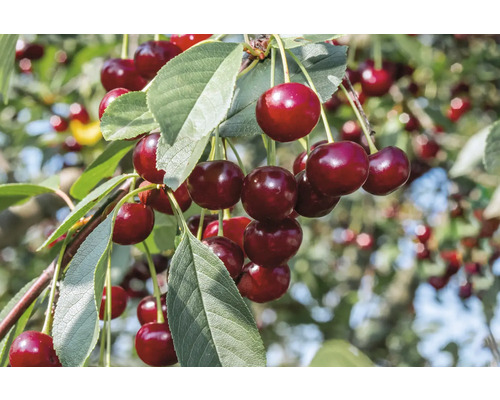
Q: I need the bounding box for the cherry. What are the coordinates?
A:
[340,228,357,245]
[134,41,182,80]
[294,171,340,218]
[362,146,410,196]
[237,263,290,303]
[135,322,177,366]
[101,58,148,92]
[16,42,44,61]
[202,236,244,280]
[112,202,155,245]
[413,135,440,160]
[244,218,302,268]
[292,140,328,175]
[306,141,369,197]
[256,82,321,142]
[99,88,130,120]
[18,58,32,74]
[360,66,393,97]
[447,97,471,122]
[415,224,432,243]
[416,243,430,260]
[50,115,68,132]
[343,67,361,85]
[203,216,251,252]
[404,114,420,132]
[356,233,374,250]
[69,103,90,124]
[459,282,473,299]
[120,276,149,299]
[62,137,82,152]
[138,181,192,215]
[461,236,478,249]
[464,262,481,276]
[133,133,165,184]
[428,276,449,290]
[187,161,244,210]
[445,262,460,277]
[99,286,128,320]
[440,250,462,269]
[9,331,61,367]
[137,294,167,325]
[187,214,218,236]
[341,121,362,142]
[323,94,342,112]
[170,34,212,51]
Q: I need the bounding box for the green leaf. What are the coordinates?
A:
[52,214,113,367]
[39,174,133,251]
[140,212,178,253]
[272,34,342,49]
[0,34,18,104]
[70,141,134,200]
[484,120,500,175]
[219,43,347,137]
[309,339,374,367]
[0,183,55,212]
[449,124,489,178]
[167,231,266,367]
[100,91,159,141]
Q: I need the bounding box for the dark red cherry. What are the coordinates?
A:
[356,233,374,250]
[413,135,440,160]
[459,282,473,299]
[244,218,302,268]
[241,166,297,222]
[187,160,244,210]
[133,133,165,184]
[202,236,244,280]
[112,202,155,245]
[99,88,130,120]
[62,137,82,152]
[187,214,218,236]
[323,94,342,112]
[340,228,357,245]
[428,276,449,290]
[9,331,61,367]
[362,146,410,196]
[292,140,328,175]
[99,286,128,320]
[445,262,460,277]
[294,171,340,218]
[138,180,191,215]
[50,115,68,132]
[447,97,471,122]
[464,262,481,276]
[360,66,393,97]
[341,120,362,142]
[137,294,167,325]
[416,243,430,260]
[170,34,212,51]
[404,114,420,132]
[415,224,432,243]
[306,141,369,197]
[134,41,182,80]
[203,216,251,252]
[343,67,361,85]
[18,43,44,60]
[440,250,462,269]
[69,103,90,124]
[237,263,290,303]
[135,322,177,367]
[256,82,321,142]
[101,58,148,92]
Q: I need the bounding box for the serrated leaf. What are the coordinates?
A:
[100,91,159,141]
[0,183,56,212]
[70,141,134,200]
[0,34,18,104]
[39,174,133,251]
[272,34,342,49]
[449,125,489,178]
[167,231,266,367]
[140,212,178,253]
[484,120,500,175]
[219,43,347,137]
[309,339,374,367]
[52,214,113,367]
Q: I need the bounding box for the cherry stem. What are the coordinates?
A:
[342,75,374,135]
[54,189,75,211]
[272,34,290,83]
[166,189,188,232]
[339,83,378,154]
[143,242,165,324]
[197,209,206,240]
[226,138,247,175]
[214,126,222,160]
[373,35,382,70]
[237,58,259,79]
[105,252,112,367]
[154,33,160,41]
[266,48,277,166]
[286,49,334,144]
[121,34,129,59]
[243,34,251,45]
[223,208,231,220]
[218,210,224,236]
[212,34,226,41]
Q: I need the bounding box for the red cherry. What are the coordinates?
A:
[415,224,432,243]
[440,250,462,269]
[360,66,393,97]
[9,331,61,367]
[447,97,471,122]
[256,82,321,142]
[112,203,155,245]
[50,115,68,132]
[445,262,460,277]
[101,58,148,92]
[428,276,449,290]
[459,282,473,299]
[340,228,357,245]
[203,216,251,252]
[323,94,342,112]
[137,294,167,325]
[306,141,369,197]
[187,214,218,236]
[134,41,182,80]
[244,218,302,268]
[292,140,328,175]
[341,120,362,142]
[170,34,212,51]
[138,180,191,215]
[343,67,361,85]
[294,171,340,218]
[18,58,32,74]
[413,134,440,160]
[69,103,90,124]
[133,133,165,184]
[62,137,82,152]
[99,88,130,120]
[404,114,420,132]
[237,262,290,303]
[17,43,44,60]
[135,322,177,366]
[416,243,430,260]
[464,262,481,276]
[356,233,374,250]
[202,236,244,280]
[99,286,128,320]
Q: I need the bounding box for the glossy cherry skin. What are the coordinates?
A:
[292,140,328,175]
[101,58,148,92]
[413,135,440,160]
[244,218,302,268]
[237,263,290,303]
[360,67,393,97]
[416,243,430,260]
[16,43,44,60]
[415,224,432,243]
[135,322,177,367]
[187,214,218,236]
[138,180,192,215]
[9,331,62,367]
[187,161,244,210]
[202,236,244,280]
[362,146,410,196]
[294,171,340,218]
[50,115,68,132]
[137,294,167,325]
[203,216,251,252]
[133,133,165,184]
[134,41,182,80]
[69,103,90,124]
[306,141,369,197]
[447,97,471,122]
[256,82,321,142]
[112,203,155,245]
[241,166,297,222]
[99,88,130,120]
[99,286,128,320]
[170,34,212,51]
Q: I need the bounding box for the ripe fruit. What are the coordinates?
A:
[62,136,82,152]
[135,322,177,366]
[323,94,341,112]
[203,216,251,252]
[256,82,321,142]
[187,161,244,210]
[133,133,165,184]
[416,243,430,260]
[101,58,148,91]
[294,171,340,218]
[137,294,167,325]
[464,262,481,276]
[170,34,212,51]
[415,224,432,243]
[362,146,411,195]
[292,140,327,175]
[428,276,449,290]
[340,121,362,142]
[306,141,369,197]
[459,282,473,299]
[187,214,218,236]
[50,115,68,132]
[112,203,155,245]
[413,135,440,160]
[9,331,61,367]
[356,233,374,250]
[244,218,302,268]
[16,42,44,61]
[69,103,90,124]
[202,236,244,280]
[99,88,130,120]
[138,181,192,215]
[360,66,393,97]
[134,41,182,80]
[237,263,290,303]
[447,97,471,122]
[99,286,128,320]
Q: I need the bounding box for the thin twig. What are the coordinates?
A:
[343,74,374,135]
